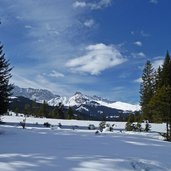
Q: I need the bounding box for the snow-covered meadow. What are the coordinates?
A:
[0,115,171,171]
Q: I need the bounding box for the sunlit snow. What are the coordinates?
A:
[0,116,171,171]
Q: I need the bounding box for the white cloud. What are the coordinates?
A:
[149,0,158,4]
[73,0,112,10]
[140,30,150,37]
[11,71,72,96]
[24,25,32,29]
[66,43,127,75]
[84,19,95,28]
[134,41,142,47]
[132,52,146,58]
[11,73,45,90]
[152,59,163,69]
[48,70,64,78]
[73,1,87,8]
[131,30,150,37]
[134,78,142,83]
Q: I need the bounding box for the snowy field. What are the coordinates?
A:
[0,116,171,171]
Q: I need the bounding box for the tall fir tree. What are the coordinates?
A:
[160,51,171,87]
[38,100,49,117]
[140,60,155,121]
[0,43,13,115]
[67,107,74,119]
[142,51,171,140]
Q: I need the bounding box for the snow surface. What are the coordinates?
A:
[96,100,141,111]
[0,116,171,171]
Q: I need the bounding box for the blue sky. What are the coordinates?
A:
[0,0,170,103]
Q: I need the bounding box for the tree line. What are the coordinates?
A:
[11,99,75,120]
[140,51,171,140]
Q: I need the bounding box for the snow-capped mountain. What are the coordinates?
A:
[48,92,101,107]
[12,86,140,112]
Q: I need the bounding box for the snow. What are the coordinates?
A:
[76,106,89,112]
[2,115,167,133]
[46,92,140,112]
[97,100,141,111]
[0,116,171,171]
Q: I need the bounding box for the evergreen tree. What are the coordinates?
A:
[38,100,48,117]
[67,107,74,119]
[154,67,162,92]
[0,43,13,115]
[160,51,171,87]
[56,102,65,119]
[24,104,30,115]
[141,52,171,140]
[149,85,171,139]
[140,60,155,121]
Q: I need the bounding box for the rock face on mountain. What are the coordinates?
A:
[12,86,140,119]
[12,86,59,102]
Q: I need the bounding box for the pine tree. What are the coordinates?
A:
[38,100,48,117]
[67,107,74,119]
[160,51,171,87]
[140,60,155,121]
[57,103,65,119]
[154,66,162,92]
[155,52,171,140]
[0,43,13,115]
[139,52,171,140]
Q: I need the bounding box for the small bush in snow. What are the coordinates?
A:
[99,121,106,132]
[44,122,51,127]
[88,124,96,130]
[125,122,142,132]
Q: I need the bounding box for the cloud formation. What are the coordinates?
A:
[132,52,146,58]
[149,0,158,4]
[48,70,64,78]
[134,41,142,47]
[73,0,112,10]
[134,78,142,83]
[152,59,163,69]
[84,19,95,28]
[66,43,126,75]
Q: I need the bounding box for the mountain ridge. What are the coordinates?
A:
[12,86,140,112]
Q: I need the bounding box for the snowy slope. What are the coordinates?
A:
[96,100,140,111]
[0,117,171,171]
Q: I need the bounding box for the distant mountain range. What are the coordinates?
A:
[13,86,58,101]
[12,86,141,120]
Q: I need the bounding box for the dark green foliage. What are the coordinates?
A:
[125,122,142,132]
[140,60,155,121]
[140,51,171,140]
[99,121,106,132]
[67,107,74,119]
[0,43,13,115]
[56,103,65,119]
[160,51,171,86]
[125,122,133,131]
[38,100,49,117]
[127,113,135,123]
